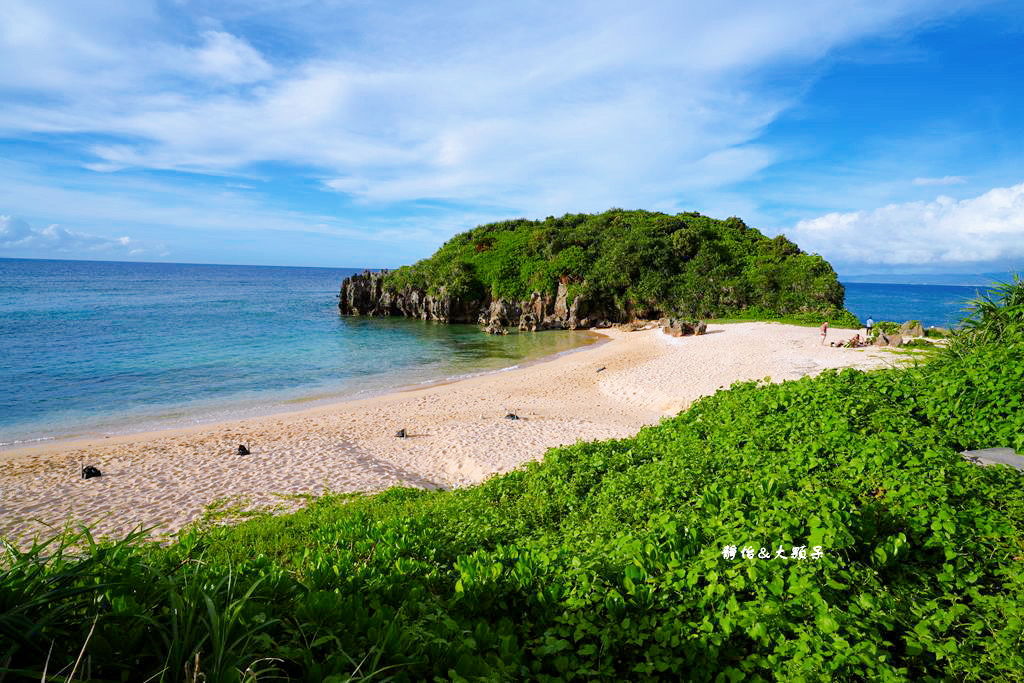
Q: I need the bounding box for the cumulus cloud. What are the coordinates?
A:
[913,175,967,186]
[787,182,1024,266]
[0,215,150,256]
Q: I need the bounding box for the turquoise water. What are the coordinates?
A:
[0,259,595,447]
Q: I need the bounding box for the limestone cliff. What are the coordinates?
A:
[339,270,615,331]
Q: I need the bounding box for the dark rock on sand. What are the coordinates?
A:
[660,317,702,337]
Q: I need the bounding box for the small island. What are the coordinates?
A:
[340,209,857,332]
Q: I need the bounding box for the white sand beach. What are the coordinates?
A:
[0,322,898,545]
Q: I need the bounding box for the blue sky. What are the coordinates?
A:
[1,0,1022,280]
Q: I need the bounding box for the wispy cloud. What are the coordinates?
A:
[188,30,274,84]
[913,175,968,186]
[0,0,986,215]
[788,182,1024,266]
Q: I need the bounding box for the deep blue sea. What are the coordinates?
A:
[0,259,595,447]
[841,281,988,329]
[0,259,988,447]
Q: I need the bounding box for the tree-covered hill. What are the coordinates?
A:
[340,209,859,330]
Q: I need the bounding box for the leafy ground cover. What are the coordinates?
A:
[3,282,1023,681]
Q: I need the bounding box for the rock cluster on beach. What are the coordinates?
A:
[900,320,925,337]
[659,317,707,337]
[872,333,904,347]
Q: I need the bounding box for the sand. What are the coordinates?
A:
[0,323,900,545]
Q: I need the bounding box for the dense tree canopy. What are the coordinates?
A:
[383,209,850,320]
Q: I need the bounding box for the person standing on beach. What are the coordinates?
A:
[820,321,828,345]
[866,316,874,337]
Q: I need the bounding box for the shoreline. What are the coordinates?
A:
[0,322,897,545]
[0,329,606,455]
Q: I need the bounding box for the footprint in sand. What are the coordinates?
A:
[443,455,487,483]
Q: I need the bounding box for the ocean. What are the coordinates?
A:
[841,281,988,329]
[0,259,988,447]
[0,259,595,447]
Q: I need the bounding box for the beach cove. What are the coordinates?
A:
[0,322,897,545]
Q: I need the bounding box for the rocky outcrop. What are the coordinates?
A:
[871,332,905,347]
[340,271,621,332]
[339,270,480,323]
[659,317,706,337]
[900,321,924,337]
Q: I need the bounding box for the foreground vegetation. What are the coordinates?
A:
[384,209,855,321]
[3,281,1023,681]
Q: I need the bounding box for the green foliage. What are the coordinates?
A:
[946,274,1024,357]
[4,283,1024,680]
[380,209,853,321]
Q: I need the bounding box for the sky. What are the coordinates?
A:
[1,0,1022,281]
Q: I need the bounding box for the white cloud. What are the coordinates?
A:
[0,215,152,256]
[788,182,1024,265]
[913,175,967,186]
[190,30,274,84]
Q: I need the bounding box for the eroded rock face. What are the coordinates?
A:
[339,270,479,323]
[483,322,509,335]
[340,270,628,332]
[554,281,569,319]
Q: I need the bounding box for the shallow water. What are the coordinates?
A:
[0,259,594,446]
